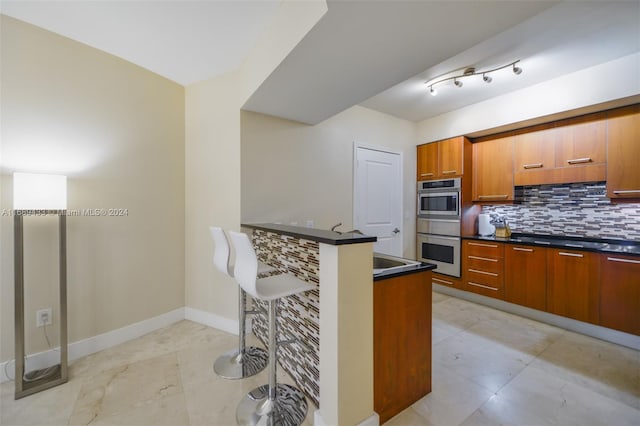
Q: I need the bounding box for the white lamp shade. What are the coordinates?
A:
[13,172,67,210]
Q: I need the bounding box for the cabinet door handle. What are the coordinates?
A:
[468,281,498,291]
[513,247,533,252]
[478,195,509,199]
[468,268,499,277]
[612,190,640,195]
[567,157,592,165]
[432,277,454,286]
[559,252,583,258]
[468,242,498,248]
[469,255,498,262]
[523,163,543,169]
[420,173,434,177]
[607,257,640,264]
[441,170,457,175]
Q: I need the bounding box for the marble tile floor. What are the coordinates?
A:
[1,292,639,426]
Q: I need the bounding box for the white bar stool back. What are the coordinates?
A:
[209,226,268,379]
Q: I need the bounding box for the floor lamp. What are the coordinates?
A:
[13,172,68,399]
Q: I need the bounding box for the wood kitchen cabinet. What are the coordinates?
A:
[431,272,462,290]
[416,136,466,180]
[473,135,514,201]
[417,142,438,180]
[513,116,606,186]
[546,248,599,324]
[462,240,505,299]
[607,105,640,199]
[374,271,432,423]
[514,128,556,175]
[600,254,640,335]
[504,245,547,311]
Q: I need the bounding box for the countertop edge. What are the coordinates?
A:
[374,263,437,281]
[242,223,377,245]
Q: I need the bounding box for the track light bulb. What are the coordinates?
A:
[454,79,463,88]
[513,64,522,75]
[429,86,437,96]
[483,73,492,83]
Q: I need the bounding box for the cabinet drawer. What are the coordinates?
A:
[431,273,462,289]
[466,255,503,274]
[465,268,503,289]
[464,240,504,258]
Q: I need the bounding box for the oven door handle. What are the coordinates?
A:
[423,235,460,242]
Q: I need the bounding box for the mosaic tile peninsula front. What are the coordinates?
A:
[251,229,320,407]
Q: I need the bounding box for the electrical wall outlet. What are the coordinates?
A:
[36,308,52,327]
[306,220,314,228]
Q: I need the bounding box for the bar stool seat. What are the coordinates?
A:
[229,230,314,426]
[210,226,273,380]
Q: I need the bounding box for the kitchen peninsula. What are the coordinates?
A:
[242,223,436,425]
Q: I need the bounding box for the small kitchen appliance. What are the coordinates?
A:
[478,213,495,236]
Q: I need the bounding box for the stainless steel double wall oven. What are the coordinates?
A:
[416,178,461,277]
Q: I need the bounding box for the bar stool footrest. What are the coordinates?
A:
[237,383,308,426]
[213,346,268,379]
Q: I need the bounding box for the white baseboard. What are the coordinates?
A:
[432,284,640,351]
[184,307,240,336]
[314,410,379,426]
[0,308,184,384]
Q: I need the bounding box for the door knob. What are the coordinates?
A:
[393,228,400,234]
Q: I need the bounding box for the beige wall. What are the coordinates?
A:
[0,16,185,361]
[241,106,418,258]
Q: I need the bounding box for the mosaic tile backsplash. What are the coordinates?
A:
[251,229,320,407]
[482,182,640,241]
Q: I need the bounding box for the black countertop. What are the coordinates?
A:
[242,223,377,245]
[374,262,437,281]
[464,232,640,256]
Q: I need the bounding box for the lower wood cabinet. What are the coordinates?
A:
[462,240,504,299]
[374,271,432,423]
[504,245,547,311]
[600,254,640,335]
[546,248,600,324]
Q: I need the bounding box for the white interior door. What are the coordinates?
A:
[354,144,403,256]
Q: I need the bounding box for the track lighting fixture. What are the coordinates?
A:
[512,63,522,75]
[425,60,522,96]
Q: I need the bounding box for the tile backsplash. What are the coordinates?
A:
[482,182,640,241]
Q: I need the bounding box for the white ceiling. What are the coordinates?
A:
[0,0,281,85]
[243,0,559,124]
[360,1,640,122]
[1,1,638,123]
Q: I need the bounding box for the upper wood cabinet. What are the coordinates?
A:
[473,135,514,201]
[417,142,438,180]
[416,136,465,180]
[513,117,606,186]
[555,119,606,167]
[438,137,463,177]
[546,248,600,324]
[607,105,640,199]
[513,128,556,174]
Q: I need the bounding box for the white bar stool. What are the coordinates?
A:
[209,226,272,379]
[229,230,315,426]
